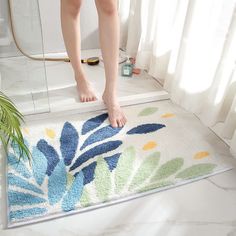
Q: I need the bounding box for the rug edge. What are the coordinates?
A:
[6,165,234,229]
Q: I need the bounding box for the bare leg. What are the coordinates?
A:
[60,0,97,102]
[95,0,127,128]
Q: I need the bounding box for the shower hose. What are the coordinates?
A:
[7,0,70,62]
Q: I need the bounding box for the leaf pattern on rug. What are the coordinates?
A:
[175,163,217,180]
[66,173,75,190]
[8,173,43,195]
[127,124,166,135]
[129,152,160,191]
[37,139,60,176]
[8,153,31,179]
[9,208,47,221]
[114,146,136,194]
[161,113,175,118]
[143,141,157,150]
[151,158,184,182]
[194,151,210,160]
[60,122,79,166]
[69,141,122,171]
[8,191,46,206]
[81,113,108,135]
[80,125,123,150]
[31,146,47,186]
[95,157,112,202]
[6,109,221,225]
[62,171,84,212]
[48,159,67,205]
[139,180,174,192]
[104,153,121,172]
[11,139,29,161]
[81,162,97,185]
[80,187,91,207]
[45,128,56,139]
[138,107,158,116]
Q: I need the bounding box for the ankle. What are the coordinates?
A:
[103,88,117,95]
[75,72,87,83]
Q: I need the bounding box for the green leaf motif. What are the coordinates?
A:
[66,173,75,190]
[175,163,217,180]
[151,158,184,182]
[115,146,136,194]
[129,152,160,191]
[138,107,158,117]
[95,157,112,202]
[139,180,174,193]
[80,187,91,207]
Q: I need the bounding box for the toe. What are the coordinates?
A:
[111,119,118,128]
[117,119,123,127]
[121,118,126,126]
[123,117,127,124]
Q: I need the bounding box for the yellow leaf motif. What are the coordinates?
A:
[161,113,175,118]
[45,128,56,139]
[143,141,157,151]
[194,151,210,160]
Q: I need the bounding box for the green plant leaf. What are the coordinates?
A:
[129,152,160,191]
[138,107,158,116]
[114,146,136,194]
[151,158,184,182]
[175,163,217,180]
[95,157,112,202]
[0,92,31,161]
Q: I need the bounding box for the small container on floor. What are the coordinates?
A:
[121,58,134,77]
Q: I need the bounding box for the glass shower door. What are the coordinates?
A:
[0,0,50,115]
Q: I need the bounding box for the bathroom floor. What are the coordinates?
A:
[0,49,168,115]
[1,50,236,235]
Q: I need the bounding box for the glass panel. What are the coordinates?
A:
[0,0,50,115]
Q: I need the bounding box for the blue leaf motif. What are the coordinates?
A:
[82,113,108,135]
[9,208,47,221]
[104,153,121,172]
[60,122,79,166]
[8,173,43,195]
[62,171,84,212]
[70,140,122,171]
[8,153,31,179]
[127,124,166,135]
[8,191,46,206]
[32,146,47,186]
[48,159,67,205]
[11,139,29,161]
[80,162,97,185]
[37,139,60,176]
[80,125,123,150]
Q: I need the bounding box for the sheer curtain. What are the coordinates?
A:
[120,0,236,157]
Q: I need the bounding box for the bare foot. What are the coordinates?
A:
[75,71,97,102]
[102,91,127,128]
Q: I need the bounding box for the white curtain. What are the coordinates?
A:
[120,0,236,157]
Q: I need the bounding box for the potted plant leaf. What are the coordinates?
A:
[0,91,31,161]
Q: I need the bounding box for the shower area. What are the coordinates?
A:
[0,0,168,117]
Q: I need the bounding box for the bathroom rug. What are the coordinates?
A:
[6,100,234,227]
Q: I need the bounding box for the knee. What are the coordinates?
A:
[62,0,82,16]
[96,0,117,16]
